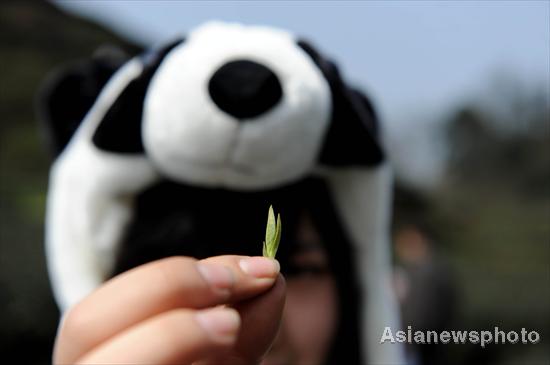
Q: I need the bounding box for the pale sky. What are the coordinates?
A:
[54,0,550,187]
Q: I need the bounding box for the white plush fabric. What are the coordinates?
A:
[321,165,405,364]
[46,59,160,310]
[143,21,331,189]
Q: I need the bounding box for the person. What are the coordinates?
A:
[53,178,362,365]
[393,223,457,365]
[40,22,401,363]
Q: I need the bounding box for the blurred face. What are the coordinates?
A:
[262,213,338,365]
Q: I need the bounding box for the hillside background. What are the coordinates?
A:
[0,2,140,363]
[0,2,548,364]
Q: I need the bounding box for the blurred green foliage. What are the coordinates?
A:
[442,79,549,323]
[438,93,549,364]
[393,80,549,364]
[0,2,548,365]
[0,2,140,363]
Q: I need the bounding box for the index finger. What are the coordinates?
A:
[56,255,280,364]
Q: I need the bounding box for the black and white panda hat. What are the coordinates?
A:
[40,21,404,364]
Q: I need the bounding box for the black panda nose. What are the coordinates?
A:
[208,60,283,120]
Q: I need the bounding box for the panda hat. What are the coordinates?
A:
[39,22,404,364]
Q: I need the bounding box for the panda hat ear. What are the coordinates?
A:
[37,38,184,157]
[36,45,130,157]
[297,39,384,167]
[298,40,405,363]
[91,38,185,154]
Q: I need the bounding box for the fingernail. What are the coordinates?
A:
[196,308,240,343]
[197,264,234,295]
[239,257,280,278]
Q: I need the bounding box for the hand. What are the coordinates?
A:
[53,255,285,365]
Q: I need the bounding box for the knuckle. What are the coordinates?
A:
[151,256,206,301]
[155,310,198,345]
[154,256,196,284]
[61,302,94,345]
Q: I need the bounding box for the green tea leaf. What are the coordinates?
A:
[262,240,268,257]
[274,213,281,255]
[265,205,276,250]
[263,205,281,258]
